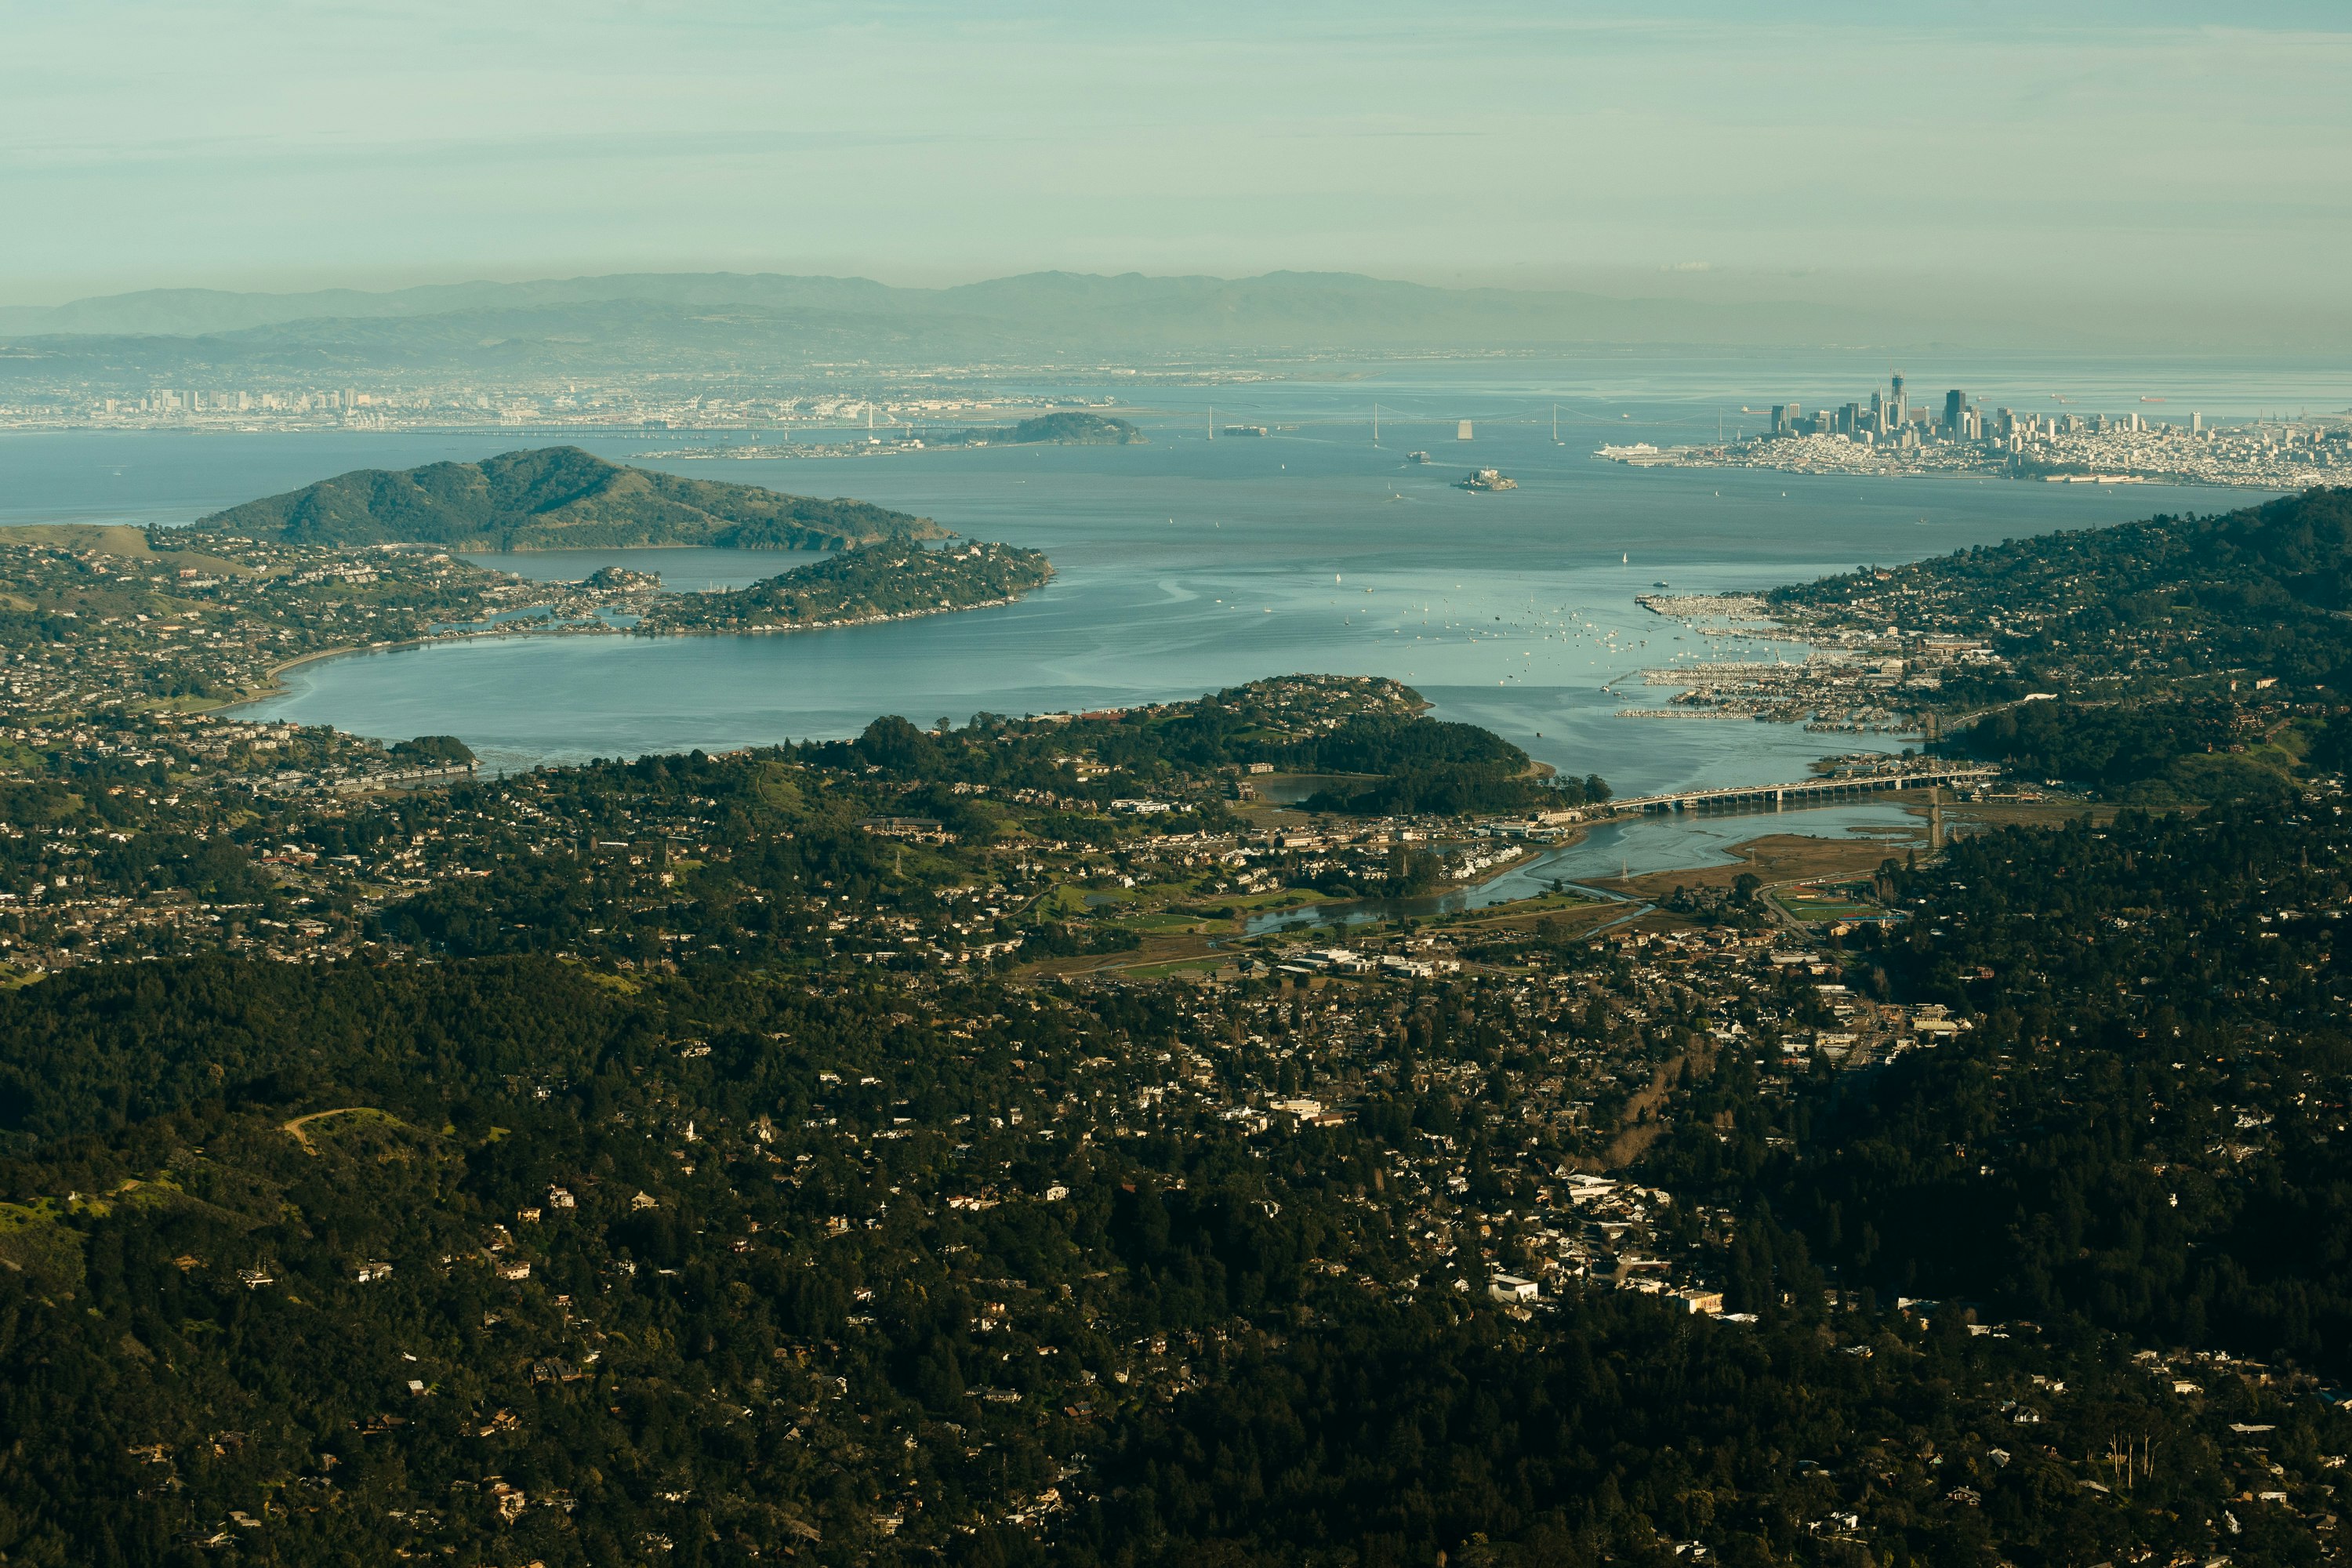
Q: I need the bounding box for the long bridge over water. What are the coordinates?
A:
[1610,764,2002,815]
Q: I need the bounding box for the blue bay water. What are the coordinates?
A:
[1,354,2325,797]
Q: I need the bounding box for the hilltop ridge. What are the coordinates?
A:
[194,446,948,551]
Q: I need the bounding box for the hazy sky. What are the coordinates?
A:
[8,0,2350,309]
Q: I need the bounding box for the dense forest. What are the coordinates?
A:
[2,785,2348,1563]
[1945,696,2310,804]
[1655,797,2352,1379]
[4,940,2343,1566]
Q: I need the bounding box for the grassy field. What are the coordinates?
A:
[1602,829,1925,905]
[1773,885,1896,924]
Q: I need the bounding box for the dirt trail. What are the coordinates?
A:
[281,1107,378,1152]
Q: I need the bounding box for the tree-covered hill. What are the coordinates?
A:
[1775,486,2352,691]
[195,446,949,551]
[1768,488,2352,800]
[800,675,1609,815]
[2,945,2339,1568]
[637,541,1054,634]
[1655,796,2352,1379]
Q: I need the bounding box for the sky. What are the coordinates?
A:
[7,0,2350,325]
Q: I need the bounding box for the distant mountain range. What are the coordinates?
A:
[0,270,1880,375]
[195,447,946,551]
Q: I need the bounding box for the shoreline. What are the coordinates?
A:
[637,587,1043,637]
[210,620,630,715]
[1597,443,2320,492]
[212,587,1048,714]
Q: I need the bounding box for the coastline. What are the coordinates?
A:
[211,586,1047,713]
[637,586,1043,637]
[211,620,629,715]
[1597,440,2325,492]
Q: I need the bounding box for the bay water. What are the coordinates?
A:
[2,352,2328,820]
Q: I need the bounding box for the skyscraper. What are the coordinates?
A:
[1891,372,1907,429]
[1943,389,1965,432]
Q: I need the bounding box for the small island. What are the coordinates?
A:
[636,539,1055,634]
[1458,467,1517,491]
[924,412,1145,447]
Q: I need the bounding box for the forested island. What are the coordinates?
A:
[198,445,949,551]
[637,541,1055,634]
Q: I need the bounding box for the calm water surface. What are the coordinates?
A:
[1245,802,1925,934]
[3,354,2328,804]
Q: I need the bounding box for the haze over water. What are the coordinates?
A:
[4,354,2332,793]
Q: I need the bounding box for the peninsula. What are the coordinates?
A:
[636,540,1055,633]
[0,494,1045,718]
[1636,484,2352,803]
[194,445,949,550]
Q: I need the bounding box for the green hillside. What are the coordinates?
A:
[640,540,1054,633]
[194,446,948,551]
